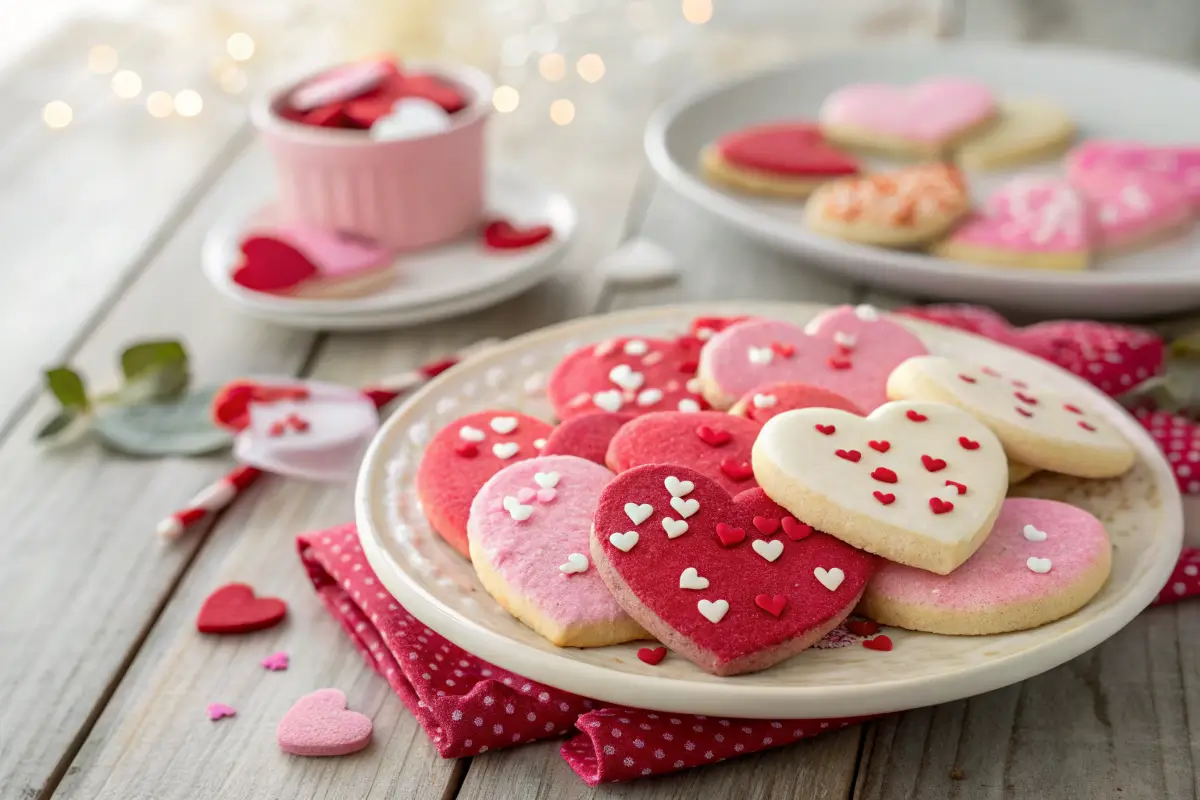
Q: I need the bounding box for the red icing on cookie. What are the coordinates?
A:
[906,410,928,422]
[548,337,707,420]
[827,356,853,370]
[591,466,875,676]
[782,518,812,540]
[873,491,896,505]
[719,458,755,482]
[835,449,861,463]
[921,455,947,472]
[1016,407,1034,418]
[696,425,733,447]
[958,436,980,450]
[753,516,780,535]
[929,497,954,514]
[871,467,898,483]
[1079,421,1096,432]
[541,411,635,466]
[1015,392,1039,406]
[415,410,554,556]
[715,523,746,547]
[944,479,967,495]
[483,220,553,250]
[715,122,860,177]
[869,440,890,453]
[958,374,977,384]
[454,442,479,458]
[233,237,320,294]
[816,424,836,435]
[771,342,796,358]
[1064,404,1083,414]
[606,411,760,495]
[755,594,788,617]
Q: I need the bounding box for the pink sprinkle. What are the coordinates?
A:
[516,487,536,503]
[207,702,237,721]
[262,651,290,671]
[537,488,557,503]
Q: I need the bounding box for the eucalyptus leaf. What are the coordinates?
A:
[35,409,79,440]
[92,387,232,457]
[45,367,89,410]
[120,340,188,383]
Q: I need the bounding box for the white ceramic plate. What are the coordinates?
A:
[645,43,1200,318]
[355,302,1182,718]
[201,170,575,330]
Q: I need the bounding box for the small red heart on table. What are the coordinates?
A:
[606,411,761,495]
[197,583,287,634]
[862,635,893,652]
[483,220,554,250]
[276,688,373,756]
[591,465,875,676]
[636,646,667,665]
[233,237,319,294]
[716,122,860,177]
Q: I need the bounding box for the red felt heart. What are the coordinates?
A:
[483,220,554,250]
[197,583,287,634]
[862,635,893,652]
[591,465,875,676]
[716,122,860,177]
[607,411,760,495]
[233,237,319,294]
[636,646,667,665]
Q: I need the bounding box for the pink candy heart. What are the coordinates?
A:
[261,651,290,671]
[276,688,373,757]
[207,702,237,721]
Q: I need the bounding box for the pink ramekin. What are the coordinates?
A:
[251,61,493,252]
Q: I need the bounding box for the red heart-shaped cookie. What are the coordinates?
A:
[541,411,635,465]
[732,381,863,426]
[590,465,875,675]
[606,411,761,494]
[483,220,554,250]
[233,237,320,294]
[717,123,860,177]
[415,410,554,557]
[197,583,287,634]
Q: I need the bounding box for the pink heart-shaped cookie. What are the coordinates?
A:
[730,381,864,425]
[1068,139,1200,208]
[820,77,995,146]
[1070,169,1191,252]
[541,411,635,465]
[547,336,708,420]
[860,498,1111,634]
[276,688,373,756]
[697,305,927,411]
[590,465,875,675]
[416,410,555,557]
[467,455,646,646]
[605,411,761,494]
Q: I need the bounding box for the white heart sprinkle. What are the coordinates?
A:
[678,399,700,413]
[664,476,694,497]
[854,304,879,322]
[686,378,702,394]
[636,388,664,407]
[1027,556,1052,574]
[490,416,518,435]
[752,394,777,409]
[833,331,857,349]
[492,442,520,460]
[625,502,654,525]
[623,340,649,356]
[609,364,645,391]
[593,390,624,412]
[679,567,709,590]
[642,352,664,366]
[814,567,845,591]
[534,471,560,489]
[533,438,546,449]
[696,327,714,341]
[459,426,485,442]
[1023,524,1048,542]
[697,599,729,624]
[609,530,639,552]
[559,553,588,574]
[662,517,689,539]
[670,497,699,519]
[503,496,533,521]
[747,346,774,365]
[752,539,784,563]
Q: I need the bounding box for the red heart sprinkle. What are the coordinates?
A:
[958,374,977,384]
[755,594,787,617]
[268,421,287,438]
[753,516,780,535]
[827,356,852,370]
[482,219,553,250]
[1015,392,1039,405]
[846,619,880,636]
[862,635,893,652]
[196,584,287,634]
[921,455,947,472]
[1064,404,1082,414]
[873,491,896,505]
[1079,421,1096,432]
[835,449,862,463]
[715,523,746,547]
[1016,407,1034,418]
[929,497,954,514]
[869,440,890,453]
[781,517,812,540]
[720,458,754,482]
[1011,379,1029,389]
[981,367,1002,377]
[696,425,732,447]
[906,410,928,422]
[771,342,795,358]
[871,467,898,483]
[944,479,967,495]
[454,442,479,458]
[958,436,980,450]
[815,424,836,435]
[637,646,667,665]
[679,360,699,374]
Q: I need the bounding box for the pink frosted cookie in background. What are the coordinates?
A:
[415,410,554,557]
[1067,139,1200,209]
[233,228,396,299]
[541,411,635,465]
[606,411,761,495]
[819,77,996,158]
[729,382,864,425]
[547,336,707,420]
[1070,169,1192,254]
[932,175,1090,271]
[697,305,927,411]
[859,498,1111,635]
[468,455,647,647]
[590,465,875,676]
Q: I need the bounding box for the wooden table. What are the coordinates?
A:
[3,2,1199,798]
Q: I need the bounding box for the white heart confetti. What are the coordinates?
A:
[609,364,645,391]
[677,399,700,413]
[534,471,560,489]
[854,304,880,322]
[459,426,485,442]
[814,567,845,591]
[625,502,653,525]
[833,331,857,349]
[490,416,518,435]
[1023,524,1048,542]
[492,442,520,460]
[664,476,694,497]
[679,567,709,590]
[636,388,664,407]
[670,497,699,519]
[752,539,784,563]
[623,340,649,356]
[502,495,533,521]
[752,394,778,409]
[593,390,624,412]
[662,517,689,539]
[747,347,774,365]
[697,599,729,624]
[1027,556,1052,574]
[559,553,588,574]
[609,530,639,552]
[533,438,546,449]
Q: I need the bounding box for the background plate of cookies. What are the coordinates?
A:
[645,43,1200,318]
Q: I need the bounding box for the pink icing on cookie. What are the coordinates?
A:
[735,381,863,425]
[541,411,635,465]
[944,176,1088,254]
[865,498,1109,611]
[819,77,995,143]
[1069,169,1191,250]
[1068,139,1200,208]
[699,306,927,411]
[468,456,634,630]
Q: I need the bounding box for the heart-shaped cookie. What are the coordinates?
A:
[541,411,635,465]
[860,498,1112,634]
[752,400,1007,574]
[547,336,708,420]
[1067,139,1200,209]
[416,410,554,557]
[1071,169,1192,253]
[468,455,647,646]
[697,305,927,411]
[701,122,860,198]
[932,175,1090,270]
[729,381,864,425]
[196,583,287,634]
[276,688,373,756]
[483,220,554,250]
[234,228,396,299]
[605,411,761,494]
[590,465,875,675]
[886,355,1135,479]
[233,237,320,294]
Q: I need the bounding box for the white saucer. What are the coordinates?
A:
[202,170,576,330]
[645,43,1200,318]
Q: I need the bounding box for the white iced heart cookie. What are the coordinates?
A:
[752,400,1007,574]
[886,355,1134,479]
[369,97,452,141]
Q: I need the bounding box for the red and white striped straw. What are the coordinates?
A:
[156,341,498,540]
